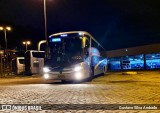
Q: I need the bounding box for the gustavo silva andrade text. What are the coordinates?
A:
[119,105,158,110]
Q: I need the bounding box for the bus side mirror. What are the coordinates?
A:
[81,37,87,48]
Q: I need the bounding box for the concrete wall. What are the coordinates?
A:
[104,43,160,58]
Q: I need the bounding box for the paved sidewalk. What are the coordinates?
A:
[0,71,160,113]
[0,71,160,85]
[92,70,160,84]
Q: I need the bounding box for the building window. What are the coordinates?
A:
[146,53,160,69]
[122,54,144,70]
[108,57,121,70]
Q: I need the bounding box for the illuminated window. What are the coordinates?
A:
[146,53,160,69]
[122,54,144,70]
[109,57,121,70]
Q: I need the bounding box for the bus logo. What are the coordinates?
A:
[2,105,12,110]
[58,74,65,79]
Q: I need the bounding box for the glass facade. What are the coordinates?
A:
[146,53,160,69]
[122,54,144,70]
[107,53,160,70]
[108,57,121,70]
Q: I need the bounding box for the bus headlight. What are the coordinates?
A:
[44,74,49,79]
[75,72,83,80]
[74,66,82,72]
[43,67,50,73]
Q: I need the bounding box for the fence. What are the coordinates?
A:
[0,56,13,77]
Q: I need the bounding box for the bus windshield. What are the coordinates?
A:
[32,52,45,58]
[19,59,24,64]
[48,35,86,67]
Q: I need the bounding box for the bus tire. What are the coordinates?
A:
[103,66,107,75]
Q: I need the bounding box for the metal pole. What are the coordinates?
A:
[44,0,48,41]
[4,29,7,51]
[26,43,27,51]
[0,54,2,76]
[4,29,9,75]
[44,0,49,59]
[38,40,47,51]
[89,35,92,66]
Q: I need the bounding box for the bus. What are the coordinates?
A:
[24,50,45,75]
[43,31,108,81]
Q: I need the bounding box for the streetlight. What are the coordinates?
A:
[0,26,11,52]
[23,41,31,51]
[0,26,11,68]
[44,0,48,41]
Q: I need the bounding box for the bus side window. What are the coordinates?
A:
[83,50,89,61]
[57,57,61,62]
[86,51,89,57]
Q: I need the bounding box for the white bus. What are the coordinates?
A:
[24,50,45,75]
[43,31,108,81]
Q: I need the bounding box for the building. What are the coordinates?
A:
[103,43,160,70]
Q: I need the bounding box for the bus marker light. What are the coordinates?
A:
[61,34,68,37]
[79,32,83,36]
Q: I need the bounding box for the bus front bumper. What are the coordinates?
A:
[43,71,88,81]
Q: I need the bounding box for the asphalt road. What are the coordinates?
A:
[0,71,160,113]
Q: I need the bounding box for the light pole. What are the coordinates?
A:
[0,26,11,53]
[0,26,11,69]
[23,41,31,51]
[0,50,4,76]
[44,0,48,42]
[43,0,49,58]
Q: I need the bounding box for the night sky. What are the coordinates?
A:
[0,0,160,51]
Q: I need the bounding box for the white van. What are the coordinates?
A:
[12,57,25,75]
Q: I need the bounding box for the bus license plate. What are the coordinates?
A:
[58,74,65,79]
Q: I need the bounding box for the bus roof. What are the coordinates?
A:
[25,50,45,53]
[49,31,105,50]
